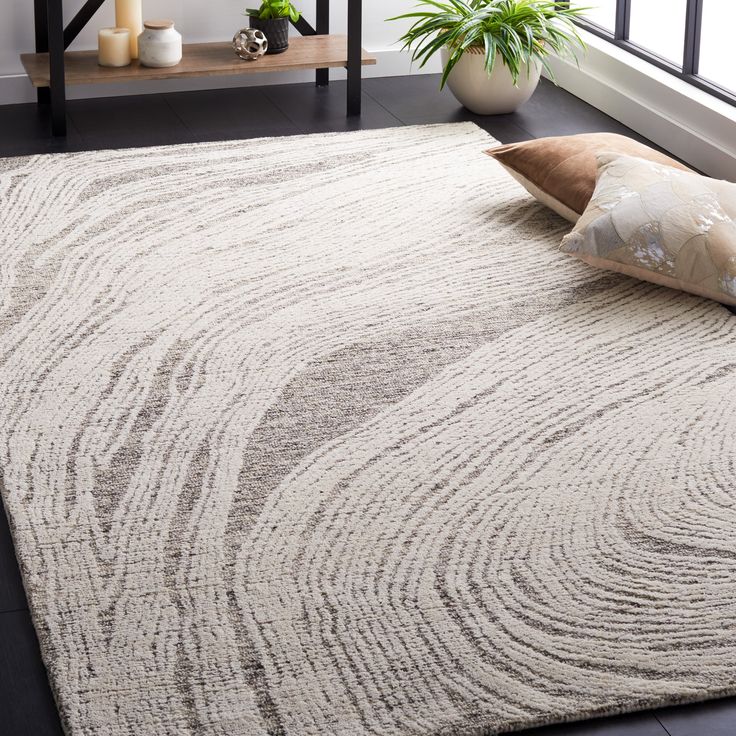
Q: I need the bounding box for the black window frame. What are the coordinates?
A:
[574,0,736,108]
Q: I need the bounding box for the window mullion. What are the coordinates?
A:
[614,0,631,41]
[683,0,703,75]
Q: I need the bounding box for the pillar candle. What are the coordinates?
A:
[98,28,132,67]
[115,0,143,58]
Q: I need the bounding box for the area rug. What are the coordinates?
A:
[1,123,735,736]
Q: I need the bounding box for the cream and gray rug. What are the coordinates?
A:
[1,123,735,735]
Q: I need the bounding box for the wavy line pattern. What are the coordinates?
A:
[1,123,735,735]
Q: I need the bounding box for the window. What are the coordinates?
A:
[575,0,616,32]
[574,0,736,106]
[628,0,688,66]
[698,1,736,94]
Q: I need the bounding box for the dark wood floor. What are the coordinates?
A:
[0,74,734,736]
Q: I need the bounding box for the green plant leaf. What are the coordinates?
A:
[387,0,588,89]
[248,0,301,20]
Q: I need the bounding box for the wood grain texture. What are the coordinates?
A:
[2,123,736,735]
[1,78,735,736]
[20,35,376,88]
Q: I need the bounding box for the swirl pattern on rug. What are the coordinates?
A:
[0,123,735,735]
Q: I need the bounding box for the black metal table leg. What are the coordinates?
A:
[34,0,50,105]
[46,0,67,136]
[316,0,330,86]
[346,0,362,116]
[64,0,107,49]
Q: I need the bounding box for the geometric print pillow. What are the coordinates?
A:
[560,153,736,306]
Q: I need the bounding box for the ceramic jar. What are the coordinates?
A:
[138,20,182,68]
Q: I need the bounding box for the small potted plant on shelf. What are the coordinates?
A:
[389,0,586,115]
[247,0,301,55]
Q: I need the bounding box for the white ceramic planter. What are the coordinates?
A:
[440,47,541,115]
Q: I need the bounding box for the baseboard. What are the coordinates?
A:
[0,47,440,106]
[545,31,736,180]
[0,74,35,105]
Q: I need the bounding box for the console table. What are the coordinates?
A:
[22,0,375,137]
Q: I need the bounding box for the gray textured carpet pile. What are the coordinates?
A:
[1,123,735,735]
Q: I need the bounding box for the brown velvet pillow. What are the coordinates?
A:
[485,133,692,222]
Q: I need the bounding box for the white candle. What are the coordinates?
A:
[98,28,132,67]
[115,0,143,58]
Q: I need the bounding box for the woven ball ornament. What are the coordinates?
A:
[233,28,268,60]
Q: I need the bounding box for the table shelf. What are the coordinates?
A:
[21,35,376,88]
[24,0,366,136]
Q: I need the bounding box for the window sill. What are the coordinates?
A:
[545,29,736,180]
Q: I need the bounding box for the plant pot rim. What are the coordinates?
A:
[454,44,485,55]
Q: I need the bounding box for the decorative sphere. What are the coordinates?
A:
[233,28,268,60]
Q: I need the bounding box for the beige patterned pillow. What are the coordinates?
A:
[560,153,736,306]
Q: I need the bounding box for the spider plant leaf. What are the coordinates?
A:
[483,30,497,74]
[388,0,587,91]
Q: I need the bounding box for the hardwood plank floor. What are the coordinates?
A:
[0,74,733,736]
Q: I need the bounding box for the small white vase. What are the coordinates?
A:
[440,47,541,115]
[138,20,183,68]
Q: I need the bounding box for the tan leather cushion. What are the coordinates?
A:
[485,133,692,221]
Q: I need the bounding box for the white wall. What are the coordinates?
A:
[0,0,431,105]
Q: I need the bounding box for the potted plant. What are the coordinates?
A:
[246,0,301,55]
[389,0,586,115]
